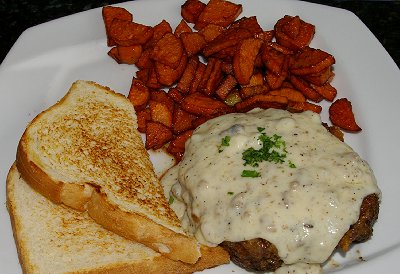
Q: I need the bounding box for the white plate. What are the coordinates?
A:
[0,0,399,273]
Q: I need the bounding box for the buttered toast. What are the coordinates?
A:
[6,164,229,274]
[16,80,199,263]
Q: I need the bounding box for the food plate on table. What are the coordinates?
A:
[0,0,399,273]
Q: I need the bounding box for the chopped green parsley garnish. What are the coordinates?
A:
[168,196,174,204]
[241,129,296,176]
[227,191,235,195]
[242,133,286,167]
[241,169,261,178]
[218,135,231,153]
[257,127,265,133]
[288,160,296,168]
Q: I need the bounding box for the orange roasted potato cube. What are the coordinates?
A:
[181,92,232,116]
[181,32,207,57]
[235,94,288,112]
[329,98,361,132]
[198,24,225,42]
[290,47,335,76]
[181,0,206,23]
[109,19,153,46]
[149,100,173,128]
[115,45,142,64]
[127,78,150,110]
[136,107,151,133]
[289,75,323,102]
[233,38,264,85]
[177,56,199,94]
[168,130,194,162]
[173,107,197,134]
[286,101,322,114]
[145,122,173,150]
[269,87,306,103]
[274,15,315,51]
[175,19,193,37]
[194,0,242,30]
[215,74,238,100]
[152,33,184,69]
[155,52,188,86]
[102,6,133,46]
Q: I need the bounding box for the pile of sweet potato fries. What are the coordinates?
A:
[102,0,361,160]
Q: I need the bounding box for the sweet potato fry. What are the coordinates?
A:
[109,19,153,46]
[150,90,175,112]
[145,20,173,49]
[302,66,334,86]
[230,16,263,36]
[145,122,173,150]
[136,48,154,69]
[215,74,238,100]
[181,0,206,23]
[329,98,361,132]
[198,58,223,96]
[233,38,264,85]
[235,94,288,112]
[243,72,264,87]
[181,92,232,116]
[127,78,150,109]
[274,15,315,50]
[269,87,306,103]
[167,88,186,104]
[199,24,225,42]
[289,75,323,102]
[323,123,344,142]
[255,30,275,42]
[240,85,268,99]
[155,52,188,86]
[286,101,322,114]
[107,47,120,63]
[102,6,133,46]
[290,47,335,76]
[211,45,236,61]
[116,45,142,64]
[194,0,242,30]
[175,19,193,37]
[168,130,194,161]
[173,107,197,134]
[221,62,233,75]
[136,107,151,133]
[265,71,287,90]
[311,82,337,102]
[152,33,184,69]
[136,68,150,83]
[177,56,199,93]
[189,62,207,94]
[202,27,252,57]
[262,44,288,74]
[193,116,215,128]
[180,32,207,57]
[149,100,173,128]
[146,68,162,89]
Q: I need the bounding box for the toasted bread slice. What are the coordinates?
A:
[16,80,199,263]
[6,164,230,274]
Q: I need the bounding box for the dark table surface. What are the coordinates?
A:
[0,0,399,68]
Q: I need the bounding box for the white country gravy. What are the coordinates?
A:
[161,108,380,266]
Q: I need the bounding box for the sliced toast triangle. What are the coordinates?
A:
[16,80,200,263]
[7,163,229,273]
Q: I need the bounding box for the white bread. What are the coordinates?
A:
[15,80,199,263]
[6,163,230,274]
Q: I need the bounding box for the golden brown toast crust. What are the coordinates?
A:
[6,164,230,273]
[15,80,201,263]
